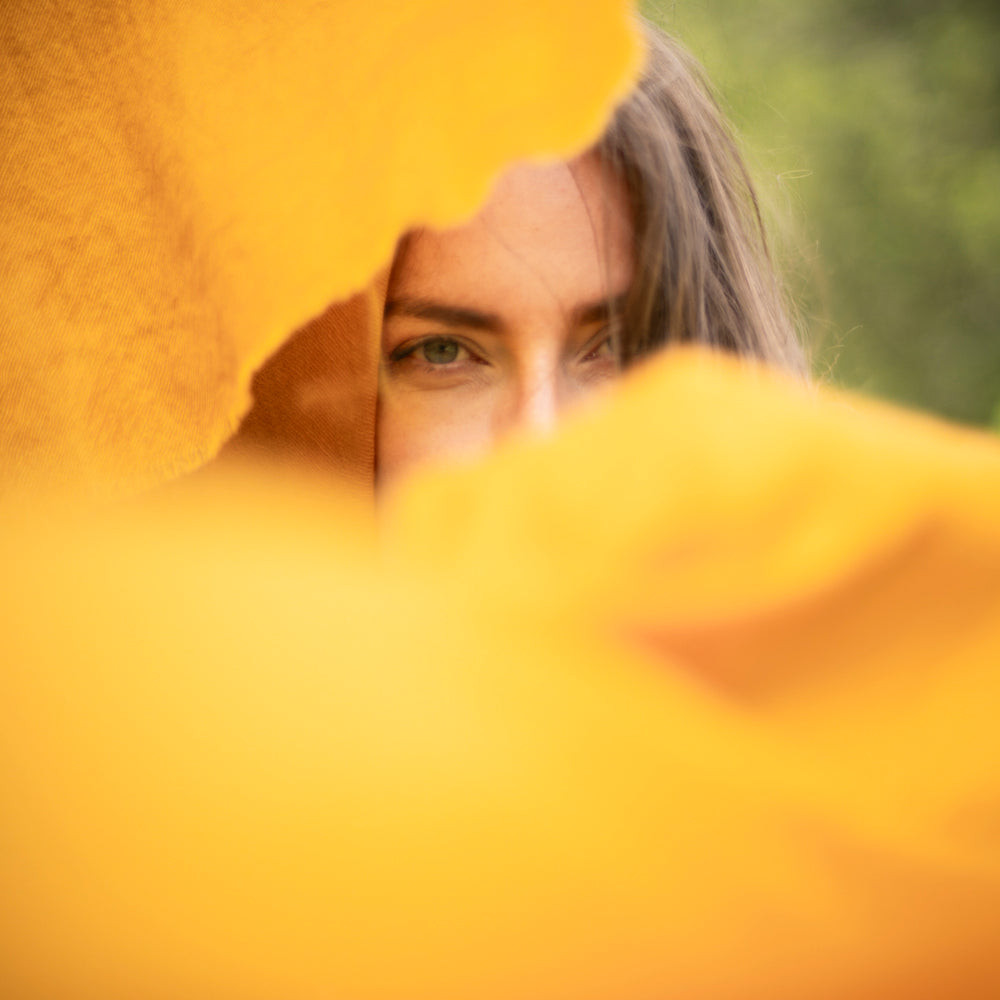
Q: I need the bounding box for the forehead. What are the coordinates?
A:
[388,153,634,314]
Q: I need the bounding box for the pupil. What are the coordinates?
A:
[423,339,459,364]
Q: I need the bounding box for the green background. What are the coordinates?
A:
[644,0,1000,428]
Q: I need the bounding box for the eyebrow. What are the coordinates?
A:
[572,291,629,328]
[383,298,503,332]
[383,291,629,333]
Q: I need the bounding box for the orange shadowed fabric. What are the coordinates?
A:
[214,278,387,494]
[0,0,638,500]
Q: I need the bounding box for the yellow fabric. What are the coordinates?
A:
[4,1,1000,997]
[0,0,638,499]
[3,351,1000,999]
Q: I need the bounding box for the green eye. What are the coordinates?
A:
[420,338,461,364]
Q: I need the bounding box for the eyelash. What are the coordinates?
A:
[581,329,615,362]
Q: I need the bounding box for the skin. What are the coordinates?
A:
[376,151,634,491]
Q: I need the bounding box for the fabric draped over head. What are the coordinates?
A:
[0,0,639,501]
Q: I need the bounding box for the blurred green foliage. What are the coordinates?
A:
[644,0,1000,426]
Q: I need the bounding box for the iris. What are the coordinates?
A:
[421,338,461,364]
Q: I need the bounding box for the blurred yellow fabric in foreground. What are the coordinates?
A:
[3,350,1000,999]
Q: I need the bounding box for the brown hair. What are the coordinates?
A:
[597,20,806,373]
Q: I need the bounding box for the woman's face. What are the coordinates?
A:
[376,152,634,490]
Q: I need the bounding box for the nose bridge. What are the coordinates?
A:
[519,368,562,434]
[497,345,565,438]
